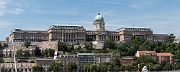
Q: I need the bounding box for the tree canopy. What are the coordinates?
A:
[32,65,44,72]
[66,62,77,71]
[48,62,63,72]
[24,41,31,48]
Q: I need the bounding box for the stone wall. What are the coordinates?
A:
[39,41,58,51]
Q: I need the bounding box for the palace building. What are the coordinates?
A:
[8,13,174,45]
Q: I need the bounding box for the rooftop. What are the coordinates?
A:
[156,53,173,56]
[78,53,94,55]
[137,51,156,55]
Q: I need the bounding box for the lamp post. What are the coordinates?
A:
[12,39,17,72]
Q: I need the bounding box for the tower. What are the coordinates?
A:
[93,13,105,31]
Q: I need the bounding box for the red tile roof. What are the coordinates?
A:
[138,51,156,55]
[156,53,172,56]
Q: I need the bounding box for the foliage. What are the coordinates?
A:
[43,48,55,57]
[23,50,30,57]
[112,57,121,67]
[32,65,44,72]
[34,47,42,57]
[90,64,96,71]
[24,41,31,48]
[105,38,115,49]
[16,48,23,57]
[48,62,63,72]
[167,35,174,43]
[1,67,6,72]
[15,48,30,57]
[66,62,77,71]
[58,42,68,52]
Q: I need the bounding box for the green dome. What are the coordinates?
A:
[94,13,104,22]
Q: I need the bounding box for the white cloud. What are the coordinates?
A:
[97,1,122,5]
[0,0,8,16]
[129,1,159,9]
[0,22,12,28]
[9,8,25,14]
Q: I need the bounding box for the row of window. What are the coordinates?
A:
[125,28,151,31]
[52,29,85,32]
[53,26,84,30]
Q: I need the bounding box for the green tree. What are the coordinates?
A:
[1,67,6,72]
[132,56,157,66]
[22,50,30,57]
[32,65,44,72]
[16,48,23,57]
[125,65,134,71]
[43,48,55,57]
[96,64,101,72]
[174,63,180,70]
[146,63,154,71]
[90,64,96,72]
[43,48,49,57]
[163,63,172,71]
[153,64,161,71]
[66,62,77,72]
[85,42,93,52]
[112,57,121,67]
[107,65,113,72]
[105,38,115,49]
[101,64,108,71]
[167,35,174,43]
[48,62,63,72]
[24,41,31,48]
[114,66,120,72]
[58,42,68,52]
[48,48,55,57]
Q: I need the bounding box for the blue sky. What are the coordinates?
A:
[1,0,180,40]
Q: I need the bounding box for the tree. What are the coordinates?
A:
[43,48,55,57]
[16,48,23,57]
[114,66,120,72]
[22,50,30,57]
[24,41,31,48]
[174,63,180,70]
[124,65,134,71]
[112,57,121,67]
[108,65,113,72]
[167,35,174,43]
[58,42,68,52]
[32,65,44,72]
[66,62,77,71]
[146,63,154,71]
[105,38,115,49]
[90,64,96,72]
[48,48,55,57]
[132,56,157,67]
[48,62,63,72]
[35,47,42,57]
[163,63,172,71]
[153,64,161,71]
[43,48,49,57]
[101,64,108,71]
[1,67,6,72]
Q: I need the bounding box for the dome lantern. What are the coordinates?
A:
[94,13,104,22]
